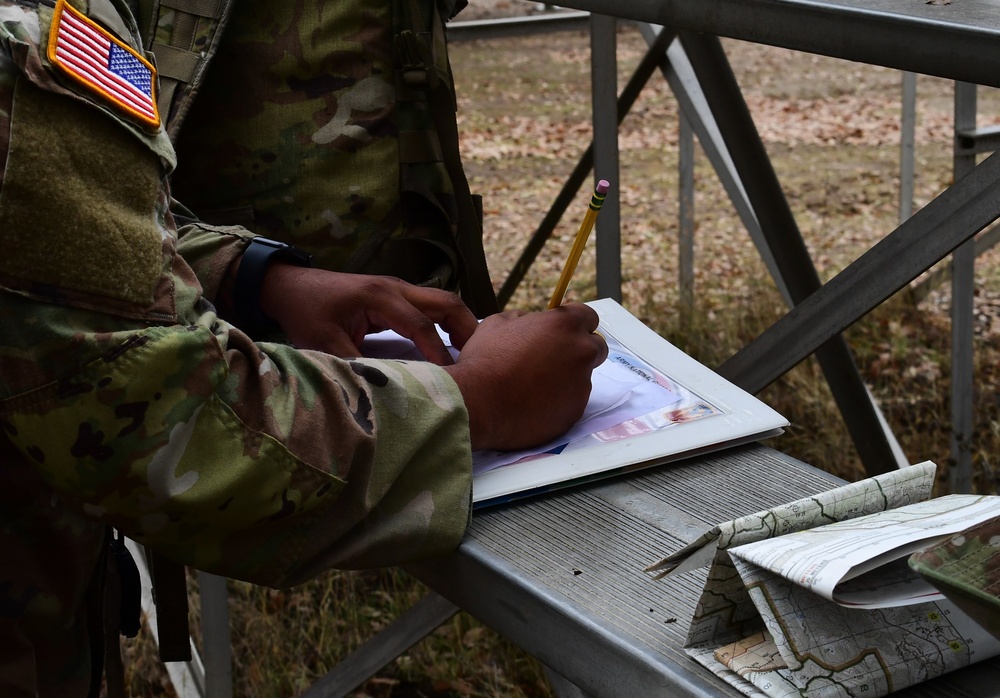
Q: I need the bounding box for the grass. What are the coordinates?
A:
[123,25,1000,696]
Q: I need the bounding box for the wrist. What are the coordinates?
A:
[234,237,313,334]
[445,363,498,451]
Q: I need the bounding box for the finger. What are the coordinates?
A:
[342,279,454,364]
[550,303,607,368]
[401,285,480,350]
[407,322,456,366]
[591,329,610,367]
[311,328,365,358]
[550,301,602,334]
[372,301,455,366]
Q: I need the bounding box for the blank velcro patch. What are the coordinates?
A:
[0,79,164,306]
[47,0,160,130]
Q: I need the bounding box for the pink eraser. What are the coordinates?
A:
[596,179,610,194]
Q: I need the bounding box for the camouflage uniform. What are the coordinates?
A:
[909,515,1000,640]
[0,0,472,694]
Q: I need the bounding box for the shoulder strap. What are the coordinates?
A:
[395,0,499,316]
[141,0,232,138]
[145,550,193,663]
[438,0,468,20]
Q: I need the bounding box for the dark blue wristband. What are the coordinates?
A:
[234,237,313,334]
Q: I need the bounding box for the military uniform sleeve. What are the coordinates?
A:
[0,4,474,695]
[173,216,251,306]
[3,308,474,586]
[0,0,473,589]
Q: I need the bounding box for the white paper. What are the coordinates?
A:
[362,299,788,507]
[727,493,1000,608]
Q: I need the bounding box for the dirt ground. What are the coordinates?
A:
[446,2,1000,323]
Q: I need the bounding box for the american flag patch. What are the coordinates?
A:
[47,0,160,129]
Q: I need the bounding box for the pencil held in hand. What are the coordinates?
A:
[549,179,611,309]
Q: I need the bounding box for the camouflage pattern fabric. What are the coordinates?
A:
[0,1,472,694]
[168,0,466,290]
[909,515,1000,640]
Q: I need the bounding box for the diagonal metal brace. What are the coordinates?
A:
[718,149,1000,394]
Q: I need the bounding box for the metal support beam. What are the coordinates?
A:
[499,25,791,307]
[447,11,591,41]
[678,30,905,475]
[125,540,207,698]
[678,107,695,324]
[900,72,916,223]
[198,573,233,698]
[956,124,1000,156]
[951,81,977,494]
[497,24,677,306]
[634,23,789,304]
[300,592,459,698]
[590,14,623,301]
[718,149,1000,394]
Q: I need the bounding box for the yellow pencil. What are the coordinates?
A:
[548,179,610,309]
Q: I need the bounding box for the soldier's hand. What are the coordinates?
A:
[259,265,479,365]
[444,304,608,451]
